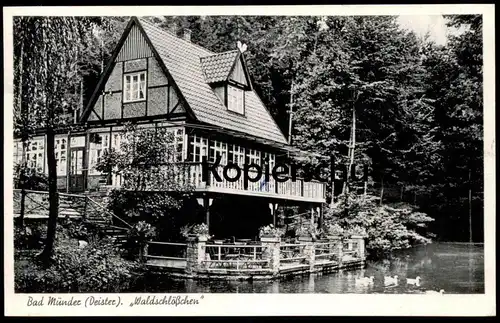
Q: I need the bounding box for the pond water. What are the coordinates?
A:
[132,243,484,294]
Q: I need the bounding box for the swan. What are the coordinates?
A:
[424,289,445,295]
[384,275,398,286]
[406,276,421,286]
[355,276,374,285]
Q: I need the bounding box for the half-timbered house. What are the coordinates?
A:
[13,17,326,239]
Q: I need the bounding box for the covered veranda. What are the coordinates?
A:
[193,192,324,243]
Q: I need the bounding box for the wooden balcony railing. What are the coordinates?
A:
[189,163,326,202]
[114,163,326,202]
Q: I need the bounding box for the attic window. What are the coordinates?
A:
[227,85,244,114]
[124,71,146,103]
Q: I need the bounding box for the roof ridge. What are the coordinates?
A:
[200,49,239,60]
[137,17,215,56]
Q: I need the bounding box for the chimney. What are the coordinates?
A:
[183,28,192,42]
[168,25,178,36]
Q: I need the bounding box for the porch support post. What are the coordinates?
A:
[84,131,90,192]
[310,205,315,228]
[269,202,277,226]
[66,131,71,193]
[317,205,323,229]
[203,196,213,233]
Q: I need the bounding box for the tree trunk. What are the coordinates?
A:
[379,176,384,206]
[343,100,356,195]
[18,143,27,226]
[288,79,295,145]
[17,40,26,226]
[330,180,335,207]
[468,169,472,243]
[38,128,59,262]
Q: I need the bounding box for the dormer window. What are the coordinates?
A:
[227,85,244,114]
[124,71,146,103]
[200,45,253,117]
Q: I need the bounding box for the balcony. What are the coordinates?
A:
[186,163,326,203]
[106,163,326,203]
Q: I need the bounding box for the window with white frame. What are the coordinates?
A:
[89,133,110,175]
[262,152,276,170]
[209,140,227,164]
[124,71,146,102]
[227,85,244,114]
[165,128,184,162]
[25,138,45,172]
[13,141,23,165]
[230,145,245,165]
[54,137,68,176]
[189,135,208,162]
[247,148,261,166]
[111,132,123,151]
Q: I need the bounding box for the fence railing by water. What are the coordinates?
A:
[145,235,367,279]
[203,244,269,270]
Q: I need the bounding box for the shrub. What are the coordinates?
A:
[15,237,144,293]
[107,189,185,220]
[324,223,345,236]
[258,224,285,238]
[59,218,101,243]
[323,192,434,258]
[14,164,49,191]
[14,222,46,250]
[180,223,209,239]
[122,221,157,260]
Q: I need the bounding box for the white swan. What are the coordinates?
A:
[424,289,445,295]
[406,276,421,286]
[355,276,374,285]
[384,275,399,286]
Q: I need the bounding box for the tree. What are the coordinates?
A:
[14,17,102,261]
[421,15,483,242]
[96,124,194,239]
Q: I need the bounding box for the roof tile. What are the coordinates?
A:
[138,18,288,145]
[200,51,239,83]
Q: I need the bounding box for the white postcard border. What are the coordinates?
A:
[3,4,496,317]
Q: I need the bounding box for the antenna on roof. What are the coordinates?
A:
[237,40,247,53]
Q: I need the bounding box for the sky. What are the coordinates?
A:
[397,15,449,45]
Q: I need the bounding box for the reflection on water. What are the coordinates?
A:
[134,243,484,294]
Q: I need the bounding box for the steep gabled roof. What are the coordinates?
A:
[200,50,239,84]
[138,18,288,145]
[83,17,288,145]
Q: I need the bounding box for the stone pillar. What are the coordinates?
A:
[140,242,149,263]
[260,237,281,277]
[348,239,353,251]
[303,242,315,272]
[337,238,344,266]
[328,236,343,266]
[351,235,366,260]
[185,236,207,275]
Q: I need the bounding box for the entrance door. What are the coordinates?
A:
[69,147,85,192]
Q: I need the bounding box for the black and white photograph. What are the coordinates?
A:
[4,4,495,316]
